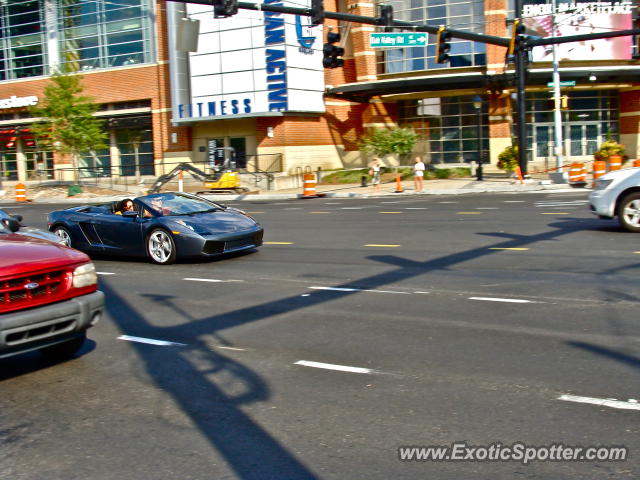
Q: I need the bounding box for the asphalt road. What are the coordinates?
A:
[1,191,639,480]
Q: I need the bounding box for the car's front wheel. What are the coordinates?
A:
[617,192,640,232]
[147,228,177,264]
[53,225,73,247]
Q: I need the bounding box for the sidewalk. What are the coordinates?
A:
[0,175,587,204]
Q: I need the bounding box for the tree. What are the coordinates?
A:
[359,127,418,163]
[29,71,108,182]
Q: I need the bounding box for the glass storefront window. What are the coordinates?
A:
[379,0,486,73]
[400,96,488,164]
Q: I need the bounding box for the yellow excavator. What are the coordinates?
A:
[148,147,250,194]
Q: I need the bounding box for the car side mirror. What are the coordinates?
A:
[11,214,23,222]
[2,218,20,232]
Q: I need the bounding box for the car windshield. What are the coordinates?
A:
[137,193,224,216]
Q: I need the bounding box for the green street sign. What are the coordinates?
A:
[547,80,576,87]
[370,33,428,48]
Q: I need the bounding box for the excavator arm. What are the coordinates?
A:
[148,163,220,194]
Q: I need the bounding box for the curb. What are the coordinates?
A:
[0,183,589,204]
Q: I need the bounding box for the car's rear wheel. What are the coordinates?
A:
[617,192,640,232]
[40,333,86,360]
[53,226,73,247]
[147,228,177,264]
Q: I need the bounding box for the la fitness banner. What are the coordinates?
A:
[179,1,325,121]
[523,1,634,61]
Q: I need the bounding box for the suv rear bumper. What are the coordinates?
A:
[0,291,104,359]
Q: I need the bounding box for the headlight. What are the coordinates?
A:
[594,179,613,190]
[174,219,195,231]
[73,262,97,288]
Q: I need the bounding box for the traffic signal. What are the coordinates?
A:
[323,32,344,69]
[379,5,393,32]
[310,0,324,26]
[435,26,451,64]
[213,0,238,18]
[560,95,568,110]
[508,19,526,55]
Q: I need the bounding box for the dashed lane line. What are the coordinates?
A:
[310,211,331,214]
[504,200,525,203]
[97,272,116,275]
[341,207,363,209]
[405,207,428,210]
[469,296,533,304]
[457,212,482,215]
[489,247,529,251]
[541,212,570,215]
[309,286,410,294]
[379,211,402,214]
[183,278,244,283]
[558,394,640,411]
[295,360,374,374]
[118,335,187,347]
[264,241,295,245]
[364,244,401,248]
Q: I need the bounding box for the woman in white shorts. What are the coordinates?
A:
[413,156,425,192]
[369,158,382,192]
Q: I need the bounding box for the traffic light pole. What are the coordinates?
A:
[514,0,527,177]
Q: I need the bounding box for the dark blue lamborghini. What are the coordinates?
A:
[47,192,263,265]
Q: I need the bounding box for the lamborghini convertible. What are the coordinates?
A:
[47,192,263,265]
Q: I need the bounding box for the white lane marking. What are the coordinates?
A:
[405,207,428,210]
[469,296,533,304]
[217,346,247,352]
[476,207,499,210]
[558,394,640,411]
[283,207,302,210]
[504,200,525,203]
[414,291,430,294]
[118,335,186,347]
[381,201,400,203]
[341,207,363,209]
[439,201,458,204]
[309,286,410,294]
[536,200,588,206]
[324,202,342,204]
[183,278,244,283]
[295,360,373,374]
[97,272,116,275]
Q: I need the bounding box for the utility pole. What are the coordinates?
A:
[551,0,565,178]
[514,0,528,177]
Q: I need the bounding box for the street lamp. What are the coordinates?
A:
[472,95,483,181]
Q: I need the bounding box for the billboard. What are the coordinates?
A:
[179,1,325,121]
[523,1,634,61]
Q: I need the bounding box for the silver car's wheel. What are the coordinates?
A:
[618,193,640,233]
[53,226,72,247]
[147,229,176,264]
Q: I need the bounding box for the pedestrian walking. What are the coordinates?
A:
[369,158,382,192]
[413,156,425,192]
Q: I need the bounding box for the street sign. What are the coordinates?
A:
[370,33,428,48]
[547,80,576,87]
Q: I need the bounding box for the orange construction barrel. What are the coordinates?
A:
[15,183,26,202]
[592,160,606,187]
[608,154,622,171]
[568,162,586,186]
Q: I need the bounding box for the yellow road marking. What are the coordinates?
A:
[379,211,402,214]
[541,212,569,215]
[364,244,401,248]
[457,212,482,215]
[633,251,640,254]
[489,247,529,251]
[264,242,294,245]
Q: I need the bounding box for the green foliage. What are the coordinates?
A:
[67,185,83,196]
[320,166,470,184]
[30,71,108,179]
[359,127,418,158]
[594,134,626,162]
[497,143,519,172]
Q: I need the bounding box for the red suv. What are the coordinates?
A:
[0,216,104,360]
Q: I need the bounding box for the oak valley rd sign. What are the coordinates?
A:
[370,33,428,48]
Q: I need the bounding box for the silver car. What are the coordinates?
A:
[589,167,640,232]
[0,208,66,243]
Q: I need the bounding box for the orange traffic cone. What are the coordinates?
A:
[513,166,524,185]
[394,174,404,193]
